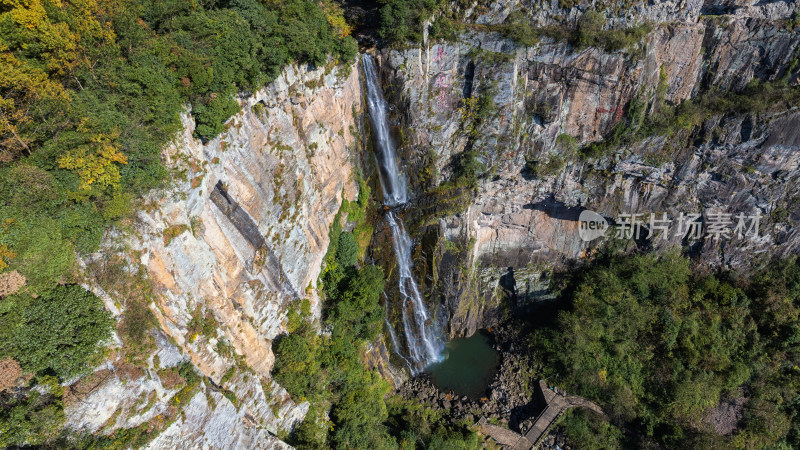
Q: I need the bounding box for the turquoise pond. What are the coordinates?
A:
[425,331,500,400]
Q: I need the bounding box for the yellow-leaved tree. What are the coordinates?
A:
[57,120,127,198]
[322,0,351,38]
[0,244,16,270]
[0,0,116,162]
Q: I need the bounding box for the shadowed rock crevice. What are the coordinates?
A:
[210,181,300,300]
[210,181,267,249]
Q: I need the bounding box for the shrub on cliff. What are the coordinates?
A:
[572,10,651,54]
[500,9,650,54]
[429,14,464,42]
[10,285,113,380]
[581,77,800,159]
[500,11,540,47]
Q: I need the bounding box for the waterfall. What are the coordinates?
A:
[362,54,408,206]
[384,295,413,368]
[387,212,444,369]
[362,53,444,373]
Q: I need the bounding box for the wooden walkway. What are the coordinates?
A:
[480,380,606,450]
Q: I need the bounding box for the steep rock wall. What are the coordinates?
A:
[140,62,362,379]
[65,61,365,447]
[376,2,800,337]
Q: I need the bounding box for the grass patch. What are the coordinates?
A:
[162,224,189,247]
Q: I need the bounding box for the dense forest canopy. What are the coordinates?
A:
[535,253,800,449]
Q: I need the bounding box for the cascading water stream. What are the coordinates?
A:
[363,54,407,207]
[387,212,443,367]
[384,295,413,368]
[362,53,444,373]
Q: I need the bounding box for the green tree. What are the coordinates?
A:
[335,231,359,269]
[0,207,73,295]
[329,264,385,342]
[534,252,773,447]
[331,370,393,449]
[13,285,113,379]
[0,389,65,448]
[272,331,321,398]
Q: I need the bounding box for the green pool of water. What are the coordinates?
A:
[426,331,500,400]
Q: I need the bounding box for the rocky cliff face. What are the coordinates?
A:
[139,61,363,379]
[65,61,365,447]
[59,0,800,441]
[375,0,800,337]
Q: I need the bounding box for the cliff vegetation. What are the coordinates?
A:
[0,0,356,446]
[273,184,479,448]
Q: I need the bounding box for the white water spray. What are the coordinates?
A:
[363,53,444,373]
[362,54,408,206]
